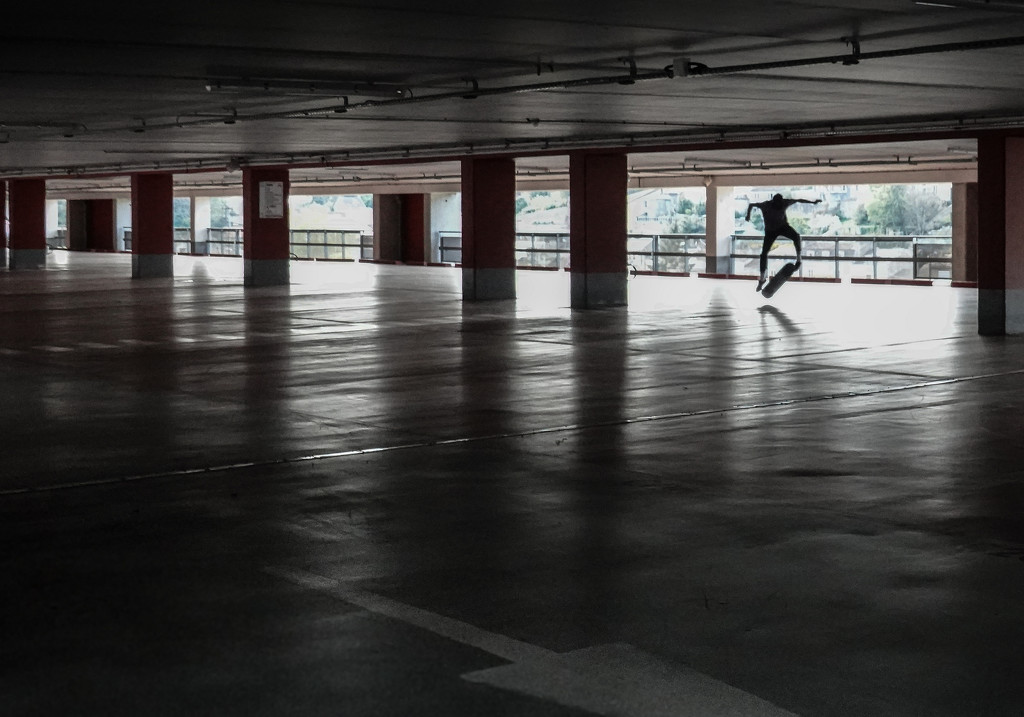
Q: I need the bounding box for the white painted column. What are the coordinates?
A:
[704,183,734,275]
[430,192,462,263]
[192,196,212,254]
[116,198,132,251]
[45,199,61,246]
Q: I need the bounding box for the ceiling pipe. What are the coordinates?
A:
[34,32,1024,144]
[913,0,1024,11]
[675,34,1024,77]
[204,77,409,98]
[628,156,976,174]
[238,34,1024,122]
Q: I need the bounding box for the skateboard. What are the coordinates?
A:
[760,262,798,298]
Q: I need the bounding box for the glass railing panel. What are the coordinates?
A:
[876,260,914,280]
[837,240,874,258]
[875,240,913,258]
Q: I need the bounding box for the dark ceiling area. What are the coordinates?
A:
[3,0,1024,187]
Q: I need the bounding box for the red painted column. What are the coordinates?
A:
[1005,138,1024,334]
[461,158,516,300]
[400,193,428,264]
[87,200,116,252]
[372,193,402,261]
[242,167,290,286]
[0,181,7,260]
[131,172,175,277]
[952,183,978,284]
[8,178,47,270]
[569,151,628,308]
[977,135,1024,335]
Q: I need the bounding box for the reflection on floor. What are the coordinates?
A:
[2,252,1022,717]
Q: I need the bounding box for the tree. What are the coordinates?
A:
[902,190,947,235]
[866,185,908,234]
[670,213,705,234]
[740,209,764,232]
[172,198,191,228]
[866,185,950,235]
[210,198,240,228]
[789,216,811,235]
[515,196,528,214]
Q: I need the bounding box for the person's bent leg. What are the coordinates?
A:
[757,234,772,291]
[781,226,802,265]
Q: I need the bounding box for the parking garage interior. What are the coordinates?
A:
[3,3,1024,716]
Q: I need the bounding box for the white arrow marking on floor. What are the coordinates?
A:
[268,566,799,717]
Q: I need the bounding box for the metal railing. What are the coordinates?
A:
[205,228,243,256]
[439,232,707,273]
[730,235,953,281]
[173,227,192,254]
[439,231,463,264]
[194,228,373,260]
[627,234,706,274]
[89,227,957,284]
[516,233,569,269]
[289,230,373,261]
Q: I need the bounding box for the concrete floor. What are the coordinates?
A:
[2,251,1024,716]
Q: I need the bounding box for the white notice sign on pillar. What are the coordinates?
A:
[259,181,285,219]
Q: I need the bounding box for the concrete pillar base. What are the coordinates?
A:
[245,259,290,286]
[705,255,732,275]
[9,248,46,270]
[132,253,174,278]
[979,289,1006,336]
[463,267,516,300]
[571,272,628,309]
[1009,289,1024,335]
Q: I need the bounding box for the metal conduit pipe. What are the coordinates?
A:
[38,34,1024,138]
[290,34,1024,117]
[627,156,977,174]
[677,34,1024,77]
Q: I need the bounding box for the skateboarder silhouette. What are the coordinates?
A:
[746,194,821,292]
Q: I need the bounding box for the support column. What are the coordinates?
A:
[977,135,1024,335]
[115,199,131,251]
[952,182,978,284]
[68,199,116,252]
[400,193,429,265]
[430,192,461,263]
[461,158,516,300]
[131,172,174,278]
[9,178,47,270]
[0,181,7,265]
[243,167,290,286]
[373,194,402,262]
[191,196,211,255]
[569,151,628,308]
[704,183,735,275]
[44,199,61,248]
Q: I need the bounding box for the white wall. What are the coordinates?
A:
[430,193,461,262]
[115,198,132,251]
[45,200,61,240]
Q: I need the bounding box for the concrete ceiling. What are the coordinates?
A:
[4,0,1023,189]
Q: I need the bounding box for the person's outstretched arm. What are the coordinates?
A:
[745,203,756,221]
[794,199,822,205]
